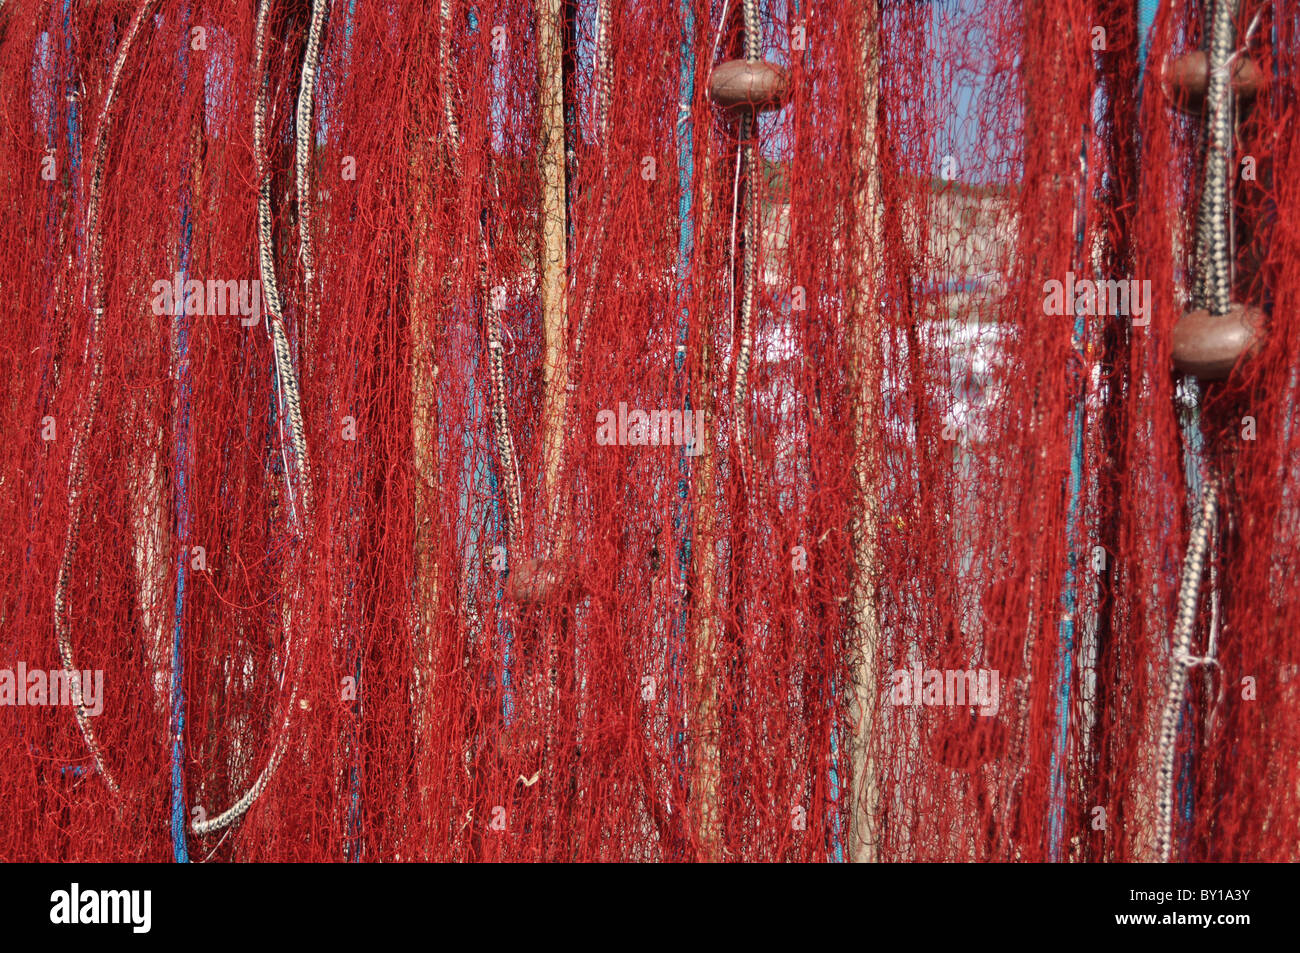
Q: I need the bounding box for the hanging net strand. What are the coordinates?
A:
[543,0,614,562]
[437,2,524,551]
[192,0,326,837]
[53,0,160,798]
[6,0,1298,864]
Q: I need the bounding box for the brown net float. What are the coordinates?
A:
[707,59,789,113]
[506,556,582,607]
[1172,303,1265,380]
[1163,50,1264,115]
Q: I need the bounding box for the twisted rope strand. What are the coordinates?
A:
[731,0,761,456]
[295,0,330,314]
[439,0,461,143]
[1192,0,1237,315]
[437,3,524,547]
[254,4,313,515]
[595,0,613,144]
[1155,471,1220,862]
[486,286,524,545]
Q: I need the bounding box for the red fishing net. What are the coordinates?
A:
[0,0,1295,862]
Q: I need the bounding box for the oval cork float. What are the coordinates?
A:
[506,557,580,607]
[1172,303,1264,380]
[1163,50,1264,115]
[708,59,789,113]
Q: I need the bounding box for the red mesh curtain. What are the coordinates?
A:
[0,0,1296,862]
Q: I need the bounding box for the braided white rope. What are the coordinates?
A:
[274,0,322,512]
[1154,0,1242,861]
[54,0,160,797]
[295,0,329,313]
[436,2,523,546]
[1193,0,1238,317]
[438,0,461,143]
[1155,472,1219,863]
[485,293,523,545]
[731,0,762,455]
[595,0,613,144]
[252,3,313,515]
[192,0,324,836]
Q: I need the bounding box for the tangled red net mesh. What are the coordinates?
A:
[0,0,1296,862]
